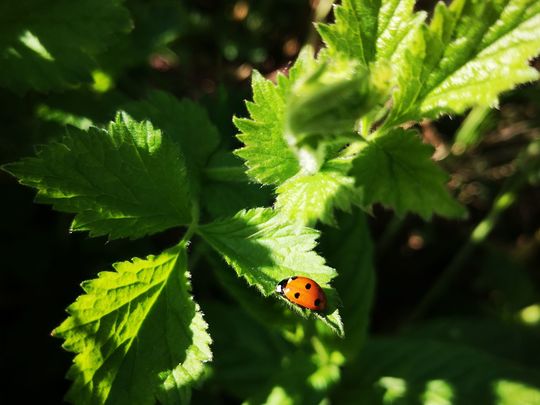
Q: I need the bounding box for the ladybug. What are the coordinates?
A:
[275,276,327,311]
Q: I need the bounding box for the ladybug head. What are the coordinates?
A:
[275,279,288,294]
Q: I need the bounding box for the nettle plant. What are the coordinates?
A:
[4,0,540,403]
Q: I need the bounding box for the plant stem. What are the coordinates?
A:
[407,176,524,323]
[340,139,367,158]
[180,204,200,245]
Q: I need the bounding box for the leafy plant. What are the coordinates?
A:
[2,0,540,404]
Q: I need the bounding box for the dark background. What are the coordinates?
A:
[1,1,539,403]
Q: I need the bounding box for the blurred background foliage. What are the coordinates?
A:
[1,0,539,403]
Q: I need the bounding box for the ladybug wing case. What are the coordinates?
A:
[276,276,327,311]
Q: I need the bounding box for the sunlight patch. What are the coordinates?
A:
[378,376,407,402]
[91,70,113,93]
[19,30,54,61]
[423,379,454,405]
[495,380,540,404]
[266,386,293,405]
[519,304,540,326]
[36,105,93,130]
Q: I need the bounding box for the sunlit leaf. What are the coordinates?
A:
[53,244,212,405]
[4,113,193,239]
[198,207,343,336]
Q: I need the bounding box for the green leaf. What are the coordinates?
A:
[404,318,540,370]
[198,207,334,294]
[285,59,378,143]
[206,264,343,403]
[317,0,423,78]
[234,48,321,186]
[3,113,193,239]
[200,151,272,219]
[53,244,212,405]
[201,181,271,220]
[198,207,344,336]
[203,302,285,400]
[321,210,375,359]
[317,0,379,66]
[350,129,466,219]
[233,68,299,186]
[336,337,540,404]
[206,302,341,404]
[320,0,540,124]
[390,0,540,123]
[123,91,220,190]
[210,252,300,335]
[244,348,342,405]
[275,158,358,227]
[200,236,301,338]
[95,2,188,76]
[0,0,131,93]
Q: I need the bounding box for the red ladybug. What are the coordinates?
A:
[275,276,327,311]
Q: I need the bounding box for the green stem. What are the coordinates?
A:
[407,177,523,323]
[339,139,367,158]
[359,116,371,138]
[452,105,492,154]
[180,203,200,245]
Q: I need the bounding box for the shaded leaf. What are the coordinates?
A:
[205,302,341,405]
[404,318,540,371]
[203,302,287,400]
[336,337,540,404]
[200,151,272,219]
[0,0,131,93]
[209,250,300,334]
[350,129,466,219]
[321,210,375,359]
[123,91,220,191]
[244,348,342,405]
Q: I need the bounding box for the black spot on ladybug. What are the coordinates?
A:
[314,298,321,307]
[294,292,300,299]
[305,283,311,290]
